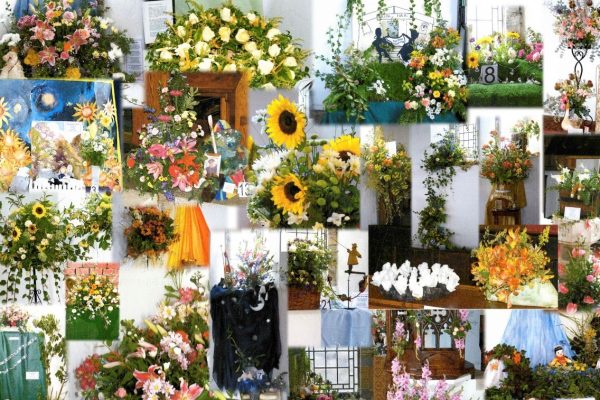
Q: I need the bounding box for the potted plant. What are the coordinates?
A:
[287,238,333,310]
[471,227,557,308]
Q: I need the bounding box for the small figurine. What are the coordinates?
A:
[549,345,573,367]
[346,243,362,272]
[0,50,25,79]
[372,28,393,63]
[398,29,419,62]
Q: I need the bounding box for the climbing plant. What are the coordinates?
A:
[416,131,468,249]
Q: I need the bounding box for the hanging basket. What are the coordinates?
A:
[288,286,320,310]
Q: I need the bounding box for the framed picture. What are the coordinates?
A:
[0,78,122,191]
[204,153,222,178]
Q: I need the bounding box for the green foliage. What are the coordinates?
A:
[287,238,333,292]
[468,83,543,107]
[416,133,468,249]
[34,315,67,400]
[371,62,411,101]
[484,344,533,400]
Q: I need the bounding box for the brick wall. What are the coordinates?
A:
[65,262,120,285]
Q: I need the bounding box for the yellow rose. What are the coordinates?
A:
[219,26,231,43]
[65,67,81,79]
[24,49,40,66]
[235,28,250,44]
[433,90,441,98]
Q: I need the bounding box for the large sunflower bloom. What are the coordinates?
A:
[271,174,306,215]
[32,202,47,219]
[467,52,480,69]
[323,135,361,161]
[73,102,98,123]
[266,95,306,149]
[0,98,12,128]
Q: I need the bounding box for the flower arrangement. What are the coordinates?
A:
[371,261,460,301]
[72,99,121,189]
[223,236,276,289]
[316,38,389,122]
[391,318,409,358]
[388,360,461,400]
[372,310,387,355]
[471,227,553,307]
[0,128,31,191]
[480,131,533,184]
[417,131,468,250]
[146,2,309,89]
[0,193,90,303]
[124,206,177,260]
[467,30,543,83]
[0,1,133,79]
[512,119,541,142]
[444,309,471,357]
[362,131,411,225]
[125,75,207,201]
[247,96,360,228]
[548,74,595,119]
[550,0,600,56]
[484,344,532,400]
[402,25,468,122]
[0,304,30,328]
[287,238,333,293]
[74,192,112,250]
[67,273,119,327]
[559,247,600,313]
[550,166,600,216]
[75,272,216,400]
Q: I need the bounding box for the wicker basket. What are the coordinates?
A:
[288,286,320,310]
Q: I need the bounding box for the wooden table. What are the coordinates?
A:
[543,114,596,135]
[368,284,547,309]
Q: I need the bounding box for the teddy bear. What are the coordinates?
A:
[0,50,25,79]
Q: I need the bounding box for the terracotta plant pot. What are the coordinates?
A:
[288,285,320,310]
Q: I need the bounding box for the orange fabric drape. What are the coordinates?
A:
[167,204,210,269]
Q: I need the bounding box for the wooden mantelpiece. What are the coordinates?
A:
[131,72,248,145]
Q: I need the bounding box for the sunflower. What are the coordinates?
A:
[73,102,98,123]
[266,95,306,149]
[0,98,12,128]
[323,135,360,161]
[27,224,37,234]
[32,202,47,219]
[11,227,21,241]
[271,174,306,215]
[467,52,480,69]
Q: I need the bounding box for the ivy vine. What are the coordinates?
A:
[416,132,468,250]
[377,0,387,21]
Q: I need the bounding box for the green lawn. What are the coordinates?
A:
[468,83,543,107]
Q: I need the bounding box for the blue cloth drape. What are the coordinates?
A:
[321,308,373,347]
[501,310,574,367]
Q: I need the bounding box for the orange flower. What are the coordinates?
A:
[512,351,522,365]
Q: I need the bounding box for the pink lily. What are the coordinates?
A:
[171,173,190,191]
[133,365,161,389]
[30,21,55,44]
[138,340,158,358]
[177,138,197,153]
[146,162,164,180]
[148,143,168,159]
[126,347,146,359]
[172,379,203,400]
[102,361,123,368]
[39,47,58,66]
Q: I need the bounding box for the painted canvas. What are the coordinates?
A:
[0,78,121,192]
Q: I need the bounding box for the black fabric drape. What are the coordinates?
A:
[210,282,281,390]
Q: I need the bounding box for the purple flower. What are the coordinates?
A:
[414,335,422,349]
[17,15,37,29]
[455,338,465,350]
[459,309,469,322]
